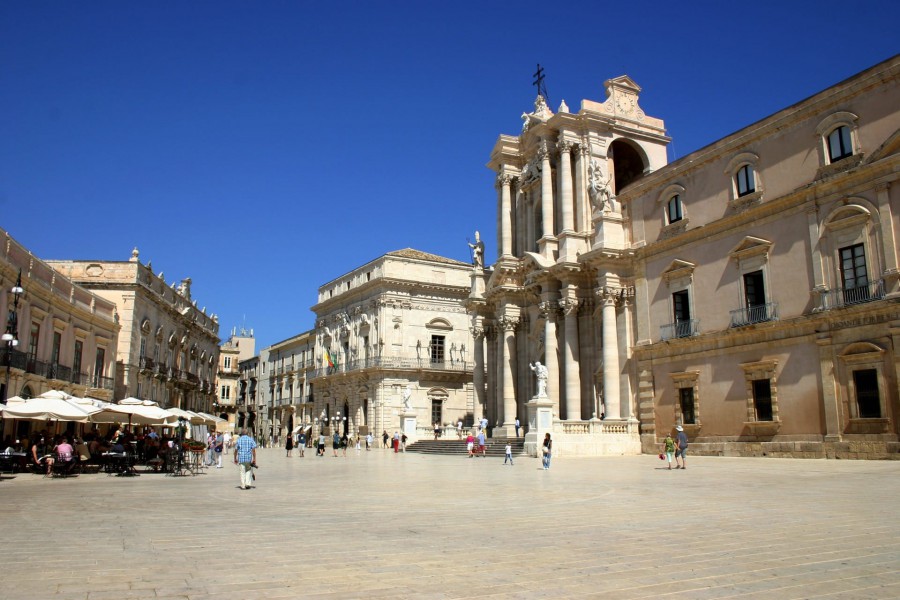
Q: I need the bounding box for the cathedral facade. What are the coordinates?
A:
[473,55,900,458]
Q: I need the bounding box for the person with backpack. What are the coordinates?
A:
[662,432,676,470]
[674,425,689,469]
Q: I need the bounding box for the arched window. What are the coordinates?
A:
[666,195,683,224]
[725,152,762,209]
[816,111,859,167]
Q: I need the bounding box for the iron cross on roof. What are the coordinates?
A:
[532,63,549,103]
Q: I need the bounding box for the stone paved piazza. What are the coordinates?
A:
[2,447,899,599]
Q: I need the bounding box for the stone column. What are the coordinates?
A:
[498,174,513,257]
[560,292,581,421]
[485,325,497,427]
[470,324,486,425]
[539,141,554,240]
[500,316,518,430]
[876,182,899,296]
[539,300,560,419]
[599,288,621,419]
[575,143,588,233]
[558,140,574,233]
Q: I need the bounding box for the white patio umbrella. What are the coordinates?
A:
[104,398,178,426]
[166,407,206,424]
[0,390,98,423]
[196,412,224,426]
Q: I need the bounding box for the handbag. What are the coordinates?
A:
[541,446,549,455]
[658,453,665,460]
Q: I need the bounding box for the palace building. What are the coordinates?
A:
[472,55,900,458]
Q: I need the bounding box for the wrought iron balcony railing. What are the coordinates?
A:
[660,319,699,341]
[730,302,778,327]
[821,279,885,310]
[311,355,471,378]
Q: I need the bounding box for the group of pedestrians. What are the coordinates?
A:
[661,425,689,470]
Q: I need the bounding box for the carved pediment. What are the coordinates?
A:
[662,259,696,285]
[729,237,772,261]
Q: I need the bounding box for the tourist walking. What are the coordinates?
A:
[662,432,675,470]
[332,431,341,457]
[365,432,373,450]
[504,442,514,465]
[400,433,408,452]
[297,432,306,457]
[392,431,400,453]
[476,430,486,457]
[233,429,257,490]
[382,430,389,449]
[215,431,225,468]
[206,432,216,467]
[514,418,520,438]
[675,425,689,469]
[285,434,293,457]
[457,420,463,439]
[317,432,326,456]
[541,433,552,470]
[466,432,475,457]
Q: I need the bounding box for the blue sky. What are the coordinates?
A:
[1,1,897,350]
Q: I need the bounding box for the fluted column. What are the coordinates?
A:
[558,140,574,232]
[498,174,513,257]
[575,144,588,232]
[470,324,486,424]
[599,288,621,419]
[539,141,554,239]
[560,293,581,421]
[539,300,560,418]
[499,316,518,427]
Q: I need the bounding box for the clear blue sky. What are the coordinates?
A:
[1,1,897,350]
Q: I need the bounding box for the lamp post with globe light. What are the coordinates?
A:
[2,270,24,406]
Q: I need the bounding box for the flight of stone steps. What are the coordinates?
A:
[404,437,526,457]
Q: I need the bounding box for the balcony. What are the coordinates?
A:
[821,279,885,310]
[139,355,155,372]
[730,302,778,328]
[310,356,471,379]
[660,319,699,341]
[90,374,115,390]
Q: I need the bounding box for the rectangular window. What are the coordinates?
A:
[28,322,40,358]
[431,398,442,426]
[224,356,232,369]
[95,347,106,378]
[672,290,692,338]
[51,331,62,365]
[430,335,445,363]
[736,165,755,196]
[828,126,853,162]
[73,340,83,375]
[220,385,230,400]
[752,379,773,421]
[667,195,682,224]
[840,244,868,289]
[742,270,769,323]
[853,369,880,419]
[679,387,696,425]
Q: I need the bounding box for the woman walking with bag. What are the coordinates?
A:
[541,433,552,470]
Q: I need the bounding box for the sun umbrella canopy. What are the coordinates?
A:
[166,407,206,424]
[105,398,178,425]
[0,391,98,423]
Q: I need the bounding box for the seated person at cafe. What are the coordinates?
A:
[110,438,126,454]
[54,437,76,473]
[31,435,51,475]
[74,438,91,463]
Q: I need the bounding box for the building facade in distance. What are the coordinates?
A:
[216,327,255,432]
[48,249,221,414]
[307,248,475,441]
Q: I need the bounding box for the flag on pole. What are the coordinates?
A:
[324,349,334,369]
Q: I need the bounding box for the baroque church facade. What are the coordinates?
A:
[472,55,900,458]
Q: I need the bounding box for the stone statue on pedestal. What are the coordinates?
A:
[402,385,412,411]
[530,361,549,398]
[467,230,485,268]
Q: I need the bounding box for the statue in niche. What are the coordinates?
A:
[467,230,485,268]
[402,385,412,411]
[530,361,549,398]
[588,157,617,213]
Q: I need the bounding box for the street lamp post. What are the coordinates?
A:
[2,269,24,406]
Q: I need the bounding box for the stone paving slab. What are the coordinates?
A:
[1,449,899,599]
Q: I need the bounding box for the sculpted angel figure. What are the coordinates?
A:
[402,385,412,410]
[588,157,616,212]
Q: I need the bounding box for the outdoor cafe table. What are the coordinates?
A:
[0,452,27,473]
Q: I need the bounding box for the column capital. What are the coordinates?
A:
[537,141,551,161]
[499,316,520,332]
[558,297,581,316]
[596,286,633,306]
[538,301,559,320]
[496,173,513,187]
[557,140,574,154]
[469,326,486,340]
